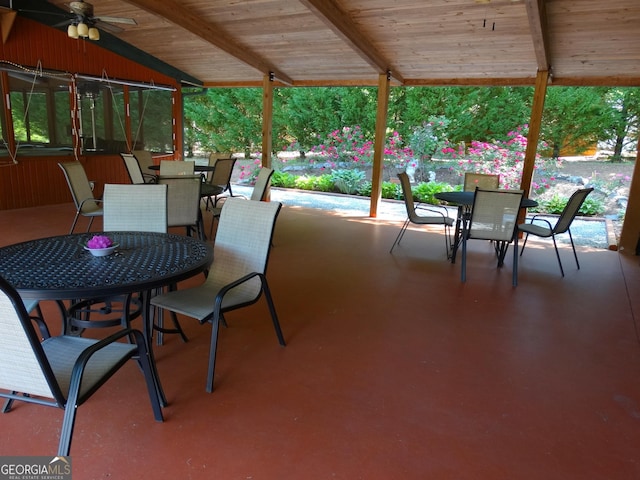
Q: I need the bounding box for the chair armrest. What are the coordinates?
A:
[78,197,103,210]
[521,215,553,229]
[200,272,264,325]
[415,203,450,218]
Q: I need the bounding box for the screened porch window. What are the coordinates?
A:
[4,72,73,156]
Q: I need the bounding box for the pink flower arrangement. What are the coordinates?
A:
[87,235,113,249]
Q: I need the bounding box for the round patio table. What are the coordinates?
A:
[435,191,538,263]
[0,231,213,404]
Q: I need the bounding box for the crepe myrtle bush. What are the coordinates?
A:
[439,125,560,194]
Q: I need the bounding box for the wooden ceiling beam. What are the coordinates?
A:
[299,0,404,84]
[523,0,550,74]
[121,0,294,85]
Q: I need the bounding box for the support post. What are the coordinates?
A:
[520,69,549,197]
[618,137,640,254]
[369,72,390,218]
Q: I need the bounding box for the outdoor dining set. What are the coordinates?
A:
[390,171,594,286]
[0,152,284,456]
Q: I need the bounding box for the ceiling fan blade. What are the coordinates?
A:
[94,19,124,34]
[93,15,136,25]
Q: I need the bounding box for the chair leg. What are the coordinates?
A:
[551,235,565,277]
[461,235,467,282]
[443,224,451,258]
[512,236,519,287]
[206,311,222,393]
[389,218,410,253]
[69,212,81,234]
[130,330,165,423]
[519,232,530,256]
[567,228,581,270]
[86,217,94,232]
[259,274,286,346]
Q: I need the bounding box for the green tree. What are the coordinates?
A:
[540,87,609,158]
[602,88,640,161]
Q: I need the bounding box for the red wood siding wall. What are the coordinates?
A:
[0,18,180,210]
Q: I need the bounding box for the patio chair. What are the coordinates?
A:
[58,161,104,234]
[518,187,594,277]
[159,160,195,176]
[201,157,237,211]
[121,153,156,184]
[390,172,454,256]
[150,198,285,393]
[132,150,158,183]
[158,174,205,240]
[103,183,168,233]
[0,275,163,456]
[208,167,274,239]
[67,184,168,334]
[464,172,500,191]
[461,188,524,286]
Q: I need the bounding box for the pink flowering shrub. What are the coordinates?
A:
[238,154,263,184]
[440,125,560,193]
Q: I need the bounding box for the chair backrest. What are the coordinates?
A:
[103,184,168,233]
[121,153,146,184]
[157,175,202,228]
[464,172,500,192]
[553,187,594,234]
[398,172,416,212]
[469,188,524,242]
[204,153,233,182]
[159,160,195,176]
[132,150,155,171]
[208,198,282,301]
[208,157,237,191]
[397,172,418,218]
[58,161,101,214]
[250,167,274,201]
[0,276,62,403]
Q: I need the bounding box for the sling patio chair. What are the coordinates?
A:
[159,159,195,176]
[207,167,274,239]
[201,157,237,211]
[121,152,156,184]
[390,172,454,256]
[158,174,206,241]
[463,172,500,191]
[66,184,169,335]
[132,150,158,183]
[0,275,163,456]
[150,198,285,393]
[518,187,594,277]
[461,187,524,286]
[58,161,104,234]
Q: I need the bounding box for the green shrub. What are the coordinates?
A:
[381,182,401,199]
[294,176,317,190]
[357,181,401,199]
[312,174,335,192]
[579,197,605,216]
[536,194,605,216]
[412,181,454,205]
[271,171,298,188]
[330,169,366,194]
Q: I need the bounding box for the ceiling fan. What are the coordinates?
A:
[59,0,137,40]
[14,0,137,40]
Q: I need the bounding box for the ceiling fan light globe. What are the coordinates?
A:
[88,27,100,41]
[77,22,89,37]
[67,24,79,39]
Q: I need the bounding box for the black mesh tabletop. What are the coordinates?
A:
[0,231,213,300]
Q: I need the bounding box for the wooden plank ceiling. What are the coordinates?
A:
[26,0,640,87]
